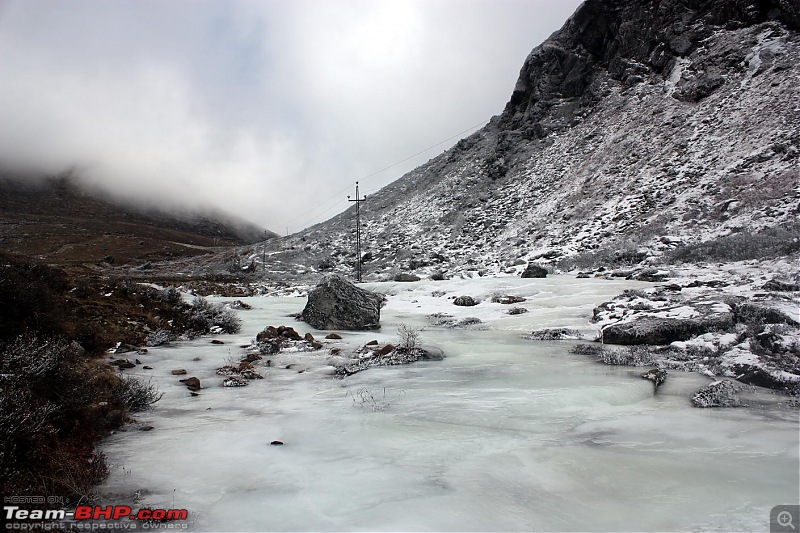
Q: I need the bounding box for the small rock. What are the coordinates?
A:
[222,376,248,387]
[211,340,225,345]
[366,340,378,346]
[139,425,155,432]
[691,380,740,408]
[641,368,668,392]
[142,365,153,370]
[508,307,528,315]
[453,295,478,307]
[135,359,142,365]
[304,332,315,342]
[270,440,284,446]
[394,273,421,282]
[180,377,202,391]
[113,359,135,369]
[375,344,395,356]
[325,333,343,339]
[491,295,526,304]
[171,369,188,375]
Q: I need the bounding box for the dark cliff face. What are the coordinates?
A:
[501,0,798,136]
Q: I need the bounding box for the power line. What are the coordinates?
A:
[284,118,488,232]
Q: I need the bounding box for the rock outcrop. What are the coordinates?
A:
[302,274,384,330]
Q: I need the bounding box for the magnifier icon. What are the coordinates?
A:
[778,511,796,530]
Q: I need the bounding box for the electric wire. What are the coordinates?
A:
[284,118,488,232]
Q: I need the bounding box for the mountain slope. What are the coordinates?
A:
[278,0,799,280]
[0,174,275,266]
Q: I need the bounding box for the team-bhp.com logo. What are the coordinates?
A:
[4,504,188,529]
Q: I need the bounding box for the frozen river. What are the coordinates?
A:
[100,276,799,531]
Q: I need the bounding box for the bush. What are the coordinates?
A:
[158,287,183,305]
[113,376,163,413]
[0,334,139,499]
[666,223,800,263]
[146,329,176,347]
[189,296,242,334]
[397,324,421,351]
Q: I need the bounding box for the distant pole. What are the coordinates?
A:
[347,181,367,282]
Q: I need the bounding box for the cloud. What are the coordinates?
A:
[0,0,582,232]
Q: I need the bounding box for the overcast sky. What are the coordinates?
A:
[0,0,582,233]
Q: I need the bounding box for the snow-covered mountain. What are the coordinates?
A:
[157,0,797,283]
[272,0,797,280]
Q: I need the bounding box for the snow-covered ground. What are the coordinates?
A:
[99,276,799,531]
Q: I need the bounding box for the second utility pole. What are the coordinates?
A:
[347,181,367,282]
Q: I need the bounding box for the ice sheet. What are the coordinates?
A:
[99,276,800,532]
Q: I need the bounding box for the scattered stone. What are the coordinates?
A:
[112,359,136,369]
[227,300,253,310]
[135,359,142,365]
[366,340,378,346]
[453,295,479,307]
[430,271,446,281]
[576,272,591,278]
[180,377,202,391]
[304,332,315,342]
[641,368,668,392]
[374,344,395,356]
[302,274,384,330]
[211,340,225,345]
[142,365,153,370]
[330,348,341,355]
[270,440,284,446]
[521,263,547,278]
[627,268,670,282]
[336,345,445,376]
[762,279,800,292]
[325,333,343,340]
[139,425,155,432]
[691,380,740,408]
[491,294,526,304]
[171,369,188,375]
[526,328,583,340]
[508,307,528,315]
[394,273,421,282]
[222,376,249,387]
[258,325,302,342]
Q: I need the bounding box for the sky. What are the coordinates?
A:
[0,0,583,233]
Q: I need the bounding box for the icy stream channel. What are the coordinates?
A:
[100,276,799,531]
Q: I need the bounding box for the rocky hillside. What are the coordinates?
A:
[242,0,798,282]
[0,173,275,267]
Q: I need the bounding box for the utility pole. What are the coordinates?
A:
[347,181,367,282]
[262,230,267,272]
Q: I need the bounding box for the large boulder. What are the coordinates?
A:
[521,263,547,278]
[302,274,383,330]
[601,314,734,345]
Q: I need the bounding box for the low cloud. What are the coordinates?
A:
[0,0,581,232]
